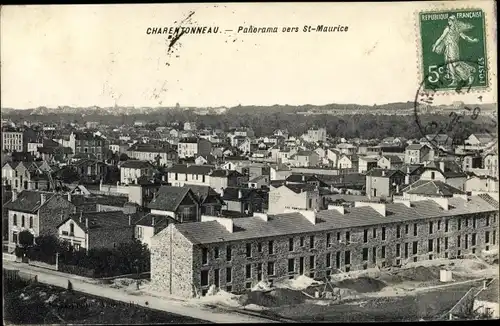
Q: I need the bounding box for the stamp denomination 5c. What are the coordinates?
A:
[418,9,488,92]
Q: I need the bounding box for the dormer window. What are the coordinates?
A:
[431,172,435,180]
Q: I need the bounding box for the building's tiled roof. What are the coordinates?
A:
[135,213,175,229]
[282,183,317,194]
[400,180,465,196]
[381,155,403,164]
[170,195,497,245]
[222,187,265,201]
[366,168,405,178]
[120,160,153,169]
[74,132,104,141]
[148,186,196,211]
[406,144,427,150]
[179,137,199,143]
[248,175,269,183]
[182,184,221,204]
[58,211,135,232]
[210,169,243,178]
[399,164,424,175]
[127,143,174,153]
[478,193,499,209]
[3,191,57,213]
[167,164,215,175]
[360,156,379,162]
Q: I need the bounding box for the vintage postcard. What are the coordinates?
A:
[1,1,498,324]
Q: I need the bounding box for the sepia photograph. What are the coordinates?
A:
[1,1,498,323]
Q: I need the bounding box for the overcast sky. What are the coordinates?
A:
[1,1,496,109]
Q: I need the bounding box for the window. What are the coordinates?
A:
[457,235,461,248]
[268,240,274,254]
[12,232,18,244]
[257,242,262,253]
[465,218,469,227]
[70,222,74,235]
[214,269,220,287]
[413,223,418,236]
[246,243,252,258]
[373,228,377,238]
[21,215,25,227]
[437,221,441,231]
[364,229,368,243]
[429,221,433,234]
[289,238,294,251]
[288,258,295,272]
[485,231,490,244]
[226,267,232,283]
[326,253,331,267]
[473,217,477,229]
[336,252,340,269]
[337,232,341,242]
[13,214,17,226]
[464,235,469,249]
[372,247,377,263]
[201,270,209,286]
[458,219,462,231]
[428,239,433,252]
[445,237,449,250]
[257,263,263,281]
[326,233,331,247]
[486,216,490,226]
[405,225,409,234]
[214,247,220,259]
[346,232,350,243]
[299,257,304,274]
[175,173,178,180]
[431,172,435,179]
[344,251,351,265]
[309,236,315,248]
[227,246,232,262]
[436,238,441,253]
[413,241,418,255]
[445,220,449,232]
[382,227,386,240]
[381,246,386,259]
[300,237,305,247]
[404,243,409,258]
[362,248,369,261]
[396,244,401,257]
[202,248,208,265]
[267,262,275,276]
[29,216,33,229]
[309,255,315,269]
[245,264,252,279]
[308,198,312,208]
[472,233,477,246]
[396,226,401,239]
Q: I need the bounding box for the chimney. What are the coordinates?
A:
[406,166,410,174]
[405,174,410,185]
[381,170,386,177]
[431,197,449,211]
[201,215,234,233]
[238,189,242,199]
[40,193,47,206]
[128,215,132,225]
[79,211,83,223]
[354,201,386,216]
[67,192,72,202]
[152,216,155,227]
[483,280,487,290]
[302,174,306,182]
[85,217,89,229]
[396,184,400,194]
[220,187,224,197]
[439,161,445,172]
[328,205,345,214]
[12,190,18,202]
[253,212,268,221]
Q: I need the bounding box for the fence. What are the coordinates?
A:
[28,260,58,271]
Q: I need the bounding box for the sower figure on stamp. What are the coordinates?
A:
[432,15,479,87]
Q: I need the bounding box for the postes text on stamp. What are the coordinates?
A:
[419,9,488,92]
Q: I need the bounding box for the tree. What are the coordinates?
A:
[119,153,129,161]
[18,230,34,248]
[59,166,80,183]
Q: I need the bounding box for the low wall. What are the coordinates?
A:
[3,253,16,262]
[28,260,58,271]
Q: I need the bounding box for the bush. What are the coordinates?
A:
[59,263,95,278]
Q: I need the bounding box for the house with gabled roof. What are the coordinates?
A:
[397,179,466,201]
[405,143,434,164]
[420,161,467,191]
[147,186,201,223]
[221,187,267,215]
[57,210,136,251]
[288,150,320,167]
[365,168,406,198]
[358,156,379,173]
[182,184,224,216]
[337,154,359,171]
[378,155,404,170]
[3,190,75,253]
[119,160,155,185]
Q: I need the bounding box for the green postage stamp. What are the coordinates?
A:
[418,9,488,92]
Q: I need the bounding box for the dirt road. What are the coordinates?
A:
[2,260,276,324]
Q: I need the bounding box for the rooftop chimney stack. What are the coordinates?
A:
[79,211,83,223]
[128,215,132,226]
[67,192,72,202]
[40,193,47,206]
[220,187,224,197]
[85,217,89,229]
[382,170,386,177]
[238,189,243,199]
[439,161,445,172]
[12,190,18,202]
[152,216,155,227]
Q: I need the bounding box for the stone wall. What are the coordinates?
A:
[89,226,134,250]
[39,195,76,236]
[150,225,194,297]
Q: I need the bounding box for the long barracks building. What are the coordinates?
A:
[150,194,499,297]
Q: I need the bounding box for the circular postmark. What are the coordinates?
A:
[414,59,497,158]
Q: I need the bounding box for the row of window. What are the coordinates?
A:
[12,214,34,228]
[200,263,277,287]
